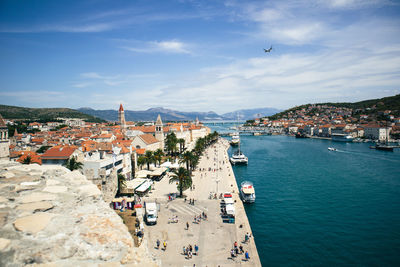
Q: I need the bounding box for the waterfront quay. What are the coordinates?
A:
[142,138,261,267]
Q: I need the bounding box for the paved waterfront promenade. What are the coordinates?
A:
[142,138,261,267]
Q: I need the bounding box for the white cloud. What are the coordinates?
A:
[122,39,191,54]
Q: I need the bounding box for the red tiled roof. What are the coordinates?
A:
[139,134,159,145]
[136,148,146,155]
[41,145,77,160]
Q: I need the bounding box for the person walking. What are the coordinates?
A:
[245,251,250,261]
[156,239,160,249]
[194,244,198,255]
[163,241,167,251]
[186,222,189,230]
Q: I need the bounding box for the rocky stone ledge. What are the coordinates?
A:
[0,160,159,267]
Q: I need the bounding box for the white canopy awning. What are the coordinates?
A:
[135,170,152,178]
[135,180,153,193]
[125,178,148,190]
[150,167,167,176]
[161,161,172,168]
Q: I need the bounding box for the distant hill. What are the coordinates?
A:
[222,107,282,121]
[78,107,282,122]
[268,94,400,120]
[0,105,105,123]
[78,107,223,121]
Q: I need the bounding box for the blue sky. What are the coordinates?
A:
[1,0,400,114]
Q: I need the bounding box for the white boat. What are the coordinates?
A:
[328,147,337,151]
[331,133,353,142]
[230,150,248,165]
[230,133,240,146]
[230,133,248,165]
[240,181,255,203]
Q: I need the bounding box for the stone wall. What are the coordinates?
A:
[0,160,159,266]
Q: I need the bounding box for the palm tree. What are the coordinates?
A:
[178,138,185,154]
[169,167,192,198]
[22,155,32,164]
[153,149,164,167]
[179,151,193,172]
[144,150,154,170]
[117,173,127,196]
[137,156,146,170]
[165,132,178,156]
[189,153,199,173]
[63,156,83,171]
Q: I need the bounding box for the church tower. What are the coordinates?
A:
[155,114,164,150]
[0,114,10,159]
[118,104,126,133]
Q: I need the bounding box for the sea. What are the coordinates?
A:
[206,123,400,266]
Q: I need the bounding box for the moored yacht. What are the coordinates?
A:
[230,150,248,165]
[240,181,255,203]
[230,133,240,146]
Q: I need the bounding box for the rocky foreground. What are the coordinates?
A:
[0,160,158,267]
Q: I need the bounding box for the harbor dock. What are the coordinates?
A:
[141,137,261,266]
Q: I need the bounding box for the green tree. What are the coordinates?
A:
[37,145,51,154]
[189,153,199,173]
[22,155,32,164]
[165,132,178,156]
[169,167,192,198]
[178,138,185,154]
[179,151,193,172]
[144,150,154,170]
[117,173,127,196]
[137,156,146,170]
[63,156,83,171]
[153,149,164,167]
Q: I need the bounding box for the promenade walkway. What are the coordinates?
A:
[142,138,261,267]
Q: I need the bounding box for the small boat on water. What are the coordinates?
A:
[240,181,255,203]
[371,144,394,152]
[230,150,248,165]
[328,147,337,151]
[230,133,240,146]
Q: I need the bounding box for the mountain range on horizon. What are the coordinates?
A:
[78,106,282,122]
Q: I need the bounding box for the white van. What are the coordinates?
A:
[144,202,158,225]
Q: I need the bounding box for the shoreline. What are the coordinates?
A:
[219,138,262,266]
[138,137,261,266]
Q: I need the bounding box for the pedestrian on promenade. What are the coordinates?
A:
[194,244,198,255]
[245,251,250,261]
[186,222,189,230]
[156,239,160,249]
[239,244,244,254]
[230,248,235,258]
[234,241,238,248]
[163,241,167,251]
[183,246,186,255]
[245,233,249,243]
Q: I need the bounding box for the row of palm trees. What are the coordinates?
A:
[137,148,165,170]
[169,131,219,197]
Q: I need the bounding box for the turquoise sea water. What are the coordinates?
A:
[207,123,400,266]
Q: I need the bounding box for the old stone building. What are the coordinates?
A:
[0,114,10,159]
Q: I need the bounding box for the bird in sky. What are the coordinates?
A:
[264,46,272,53]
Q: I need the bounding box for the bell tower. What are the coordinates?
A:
[0,114,9,159]
[118,104,126,133]
[155,114,164,150]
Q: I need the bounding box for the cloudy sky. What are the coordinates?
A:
[1,0,400,114]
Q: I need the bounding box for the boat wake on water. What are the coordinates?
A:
[329,148,400,163]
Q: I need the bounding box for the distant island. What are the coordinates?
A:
[244,94,400,141]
